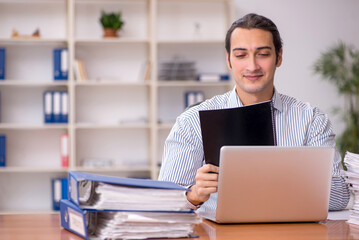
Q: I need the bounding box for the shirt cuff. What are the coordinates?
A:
[184,186,203,210]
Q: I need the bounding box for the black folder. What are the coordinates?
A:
[199,101,277,166]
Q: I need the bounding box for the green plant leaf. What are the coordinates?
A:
[313,41,359,165]
[100,10,125,30]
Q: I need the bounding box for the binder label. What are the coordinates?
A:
[54,179,62,202]
[68,207,86,236]
[61,49,68,73]
[44,92,52,114]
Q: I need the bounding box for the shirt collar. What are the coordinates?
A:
[226,86,283,112]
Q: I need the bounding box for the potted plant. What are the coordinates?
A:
[99,10,125,38]
[313,41,359,168]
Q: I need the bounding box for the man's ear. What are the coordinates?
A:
[276,48,283,67]
[226,52,232,69]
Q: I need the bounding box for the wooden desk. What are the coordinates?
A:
[0,213,357,240]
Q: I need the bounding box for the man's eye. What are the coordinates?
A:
[235,54,245,58]
[258,53,270,57]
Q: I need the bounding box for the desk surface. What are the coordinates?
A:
[0,213,358,240]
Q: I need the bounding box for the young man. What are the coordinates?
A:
[158,13,350,212]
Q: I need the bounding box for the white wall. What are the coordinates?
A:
[234,0,359,135]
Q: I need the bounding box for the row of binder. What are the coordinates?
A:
[0,132,66,169]
[185,91,204,109]
[43,91,68,123]
[60,171,201,239]
[0,48,68,81]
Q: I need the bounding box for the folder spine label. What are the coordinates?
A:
[61,91,69,123]
[68,207,86,237]
[53,91,61,123]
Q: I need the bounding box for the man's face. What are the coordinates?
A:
[226,28,282,104]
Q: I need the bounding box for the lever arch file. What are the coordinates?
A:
[43,91,53,123]
[60,133,69,167]
[60,91,68,123]
[53,91,61,123]
[0,48,5,80]
[60,199,200,240]
[0,135,6,167]
[53,48,68,80]
[199,100,277,166]
[52,177,68,211]
[68,171,190,212]
[62,172,201,239]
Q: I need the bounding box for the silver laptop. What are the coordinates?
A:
[200,146,334,223]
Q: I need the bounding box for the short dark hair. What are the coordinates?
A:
[225,13,283,64]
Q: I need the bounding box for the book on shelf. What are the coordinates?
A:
[74,59,88,82]
[197,73,230,82]
[60,171,201,239]
[60,133,69,167]
[0,135,6,167]
[138,60,151,81]
[0,48,5,80]
[52,177,68,211]
[199,100,277,166]
[53,48,68,81]
[342,151,359,225]
[43,91,68,124]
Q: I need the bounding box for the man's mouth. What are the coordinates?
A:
[244,74,263,81]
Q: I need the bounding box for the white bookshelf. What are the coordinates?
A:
[0,0,234,213]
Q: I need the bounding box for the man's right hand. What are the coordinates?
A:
[186,164,219,206]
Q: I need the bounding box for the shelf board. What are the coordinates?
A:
[0,166,68,173]
[157,80,232,87]
[0,38,67,45]
[74,81,150,87]
[75,38,150,45]
[157,39,224,44]
[75,0,146,4]
[0,123,68,130]
[75,123,150,129]
[0,80,69,87]
[158,0,228,2]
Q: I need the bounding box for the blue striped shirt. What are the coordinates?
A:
[158,87,350,212]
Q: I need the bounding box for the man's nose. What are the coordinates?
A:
[246,56,260,72]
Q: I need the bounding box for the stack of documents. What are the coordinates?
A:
[343,151,359,225]
[80,182,189,211]
[60,171,201,239]
[93,211,199,239]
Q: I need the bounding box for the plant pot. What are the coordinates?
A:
[103,28,118,38]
